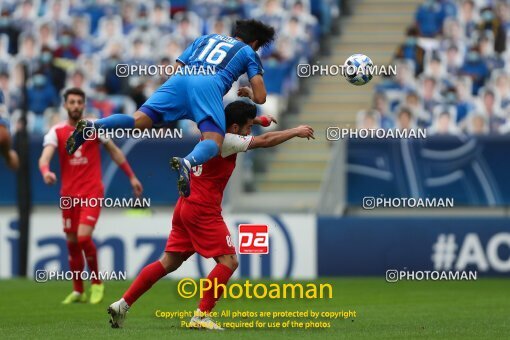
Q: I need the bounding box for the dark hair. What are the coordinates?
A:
[225,101,257,128]
[406,91,418,99]
[406,26,419,37]
[234,19,276,49]
[41,45,53,53]
[63,87,86,102]
[424,76,437,85]
[447,44,459,52]
[439,110,451,118]
[484,89,495,97]
[399,106,413,118]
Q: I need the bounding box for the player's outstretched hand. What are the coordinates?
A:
[265,114,278,125]
[130,177,143,197]
[256,114,277,127]
[294,125,315,140]
[43,171,57,185]
[237,86,253,99]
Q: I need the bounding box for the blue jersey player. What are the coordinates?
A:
[66,19,275,197]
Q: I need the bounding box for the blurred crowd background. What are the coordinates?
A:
[358,0,510,136]
[0,0,339,136]
[4,0,508,139]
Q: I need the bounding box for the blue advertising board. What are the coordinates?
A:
[347,136,510,206]
[318,217,510,277]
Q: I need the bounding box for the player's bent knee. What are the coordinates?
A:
[230,256,239,272]
[218,254,238,272]
[77,224,94,237]
[202,132,224,150]
[160,252,184,273]
[159,253,173,271]
[66,233,78,243]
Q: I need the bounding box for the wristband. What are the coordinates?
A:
[39,164,50,176]
[259,116,271,127]
[119,161,135,179]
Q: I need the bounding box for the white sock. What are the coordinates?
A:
[119,298,130,311]
[195,308,208,318]
[183,158,191,170]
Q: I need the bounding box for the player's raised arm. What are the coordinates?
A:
[253,113,277,126]
[220,102,313,157]
[103,140,143,197]
[238,75,267,104]
[250,74,267,104]
[39,145,57,185]
[249,125,315,149]
[234,19,275,105]
[39,126,59,185]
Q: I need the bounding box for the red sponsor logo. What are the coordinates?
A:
[238,224,269,254]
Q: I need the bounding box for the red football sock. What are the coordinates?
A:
[66,240,84,293]
[123,261,168,306]
[78,235,101,285]
[199,263,233,313]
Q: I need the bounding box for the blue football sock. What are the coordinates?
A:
[184,139,220,167]
[93,114,135,130]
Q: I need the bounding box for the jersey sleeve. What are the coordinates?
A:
[177,35,206,65]
[245,47,264,79]
[43,127,58,147]
[221,133,254,157]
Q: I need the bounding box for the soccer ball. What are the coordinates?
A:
[344,54,374,86]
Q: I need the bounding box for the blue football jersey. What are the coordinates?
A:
[177,34,264,94]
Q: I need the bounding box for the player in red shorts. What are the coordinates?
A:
[107,100,314,329]
[39,88,143,304]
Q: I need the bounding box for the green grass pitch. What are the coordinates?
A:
[0,278,508,339]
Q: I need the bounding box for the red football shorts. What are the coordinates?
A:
[165,198,236,259]
[61,203,101,233]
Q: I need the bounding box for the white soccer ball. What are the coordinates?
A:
[343,54,374,86]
